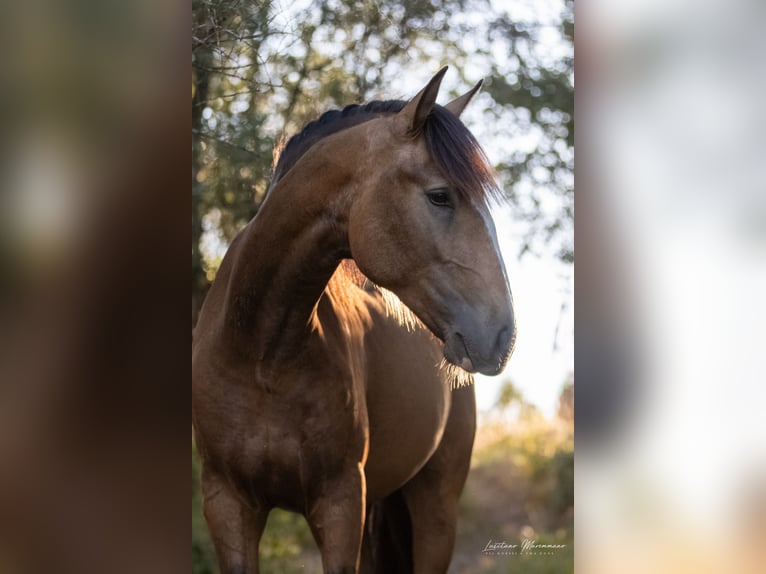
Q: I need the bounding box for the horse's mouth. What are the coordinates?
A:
[408,311,476,373]
[442,332,476,373]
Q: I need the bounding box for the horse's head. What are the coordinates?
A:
[348,67,515,376]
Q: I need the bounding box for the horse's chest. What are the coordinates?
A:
[200,370,368,510]
[362,324,453,500]
[363,374,450,500]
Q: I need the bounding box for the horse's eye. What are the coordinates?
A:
[426,190,452,208]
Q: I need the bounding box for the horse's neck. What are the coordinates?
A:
[219,145,358,362]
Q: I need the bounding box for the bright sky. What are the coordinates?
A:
[474,205,573,418]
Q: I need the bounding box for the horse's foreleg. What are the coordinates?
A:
[401,386,476,574]
[201,466,269,574]
[400,471,460,574]
[306,465,366,574]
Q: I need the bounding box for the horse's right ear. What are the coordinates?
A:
[444,79,484,118]
[397,66,448,136]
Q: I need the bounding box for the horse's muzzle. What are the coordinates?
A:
[444,317,515,376]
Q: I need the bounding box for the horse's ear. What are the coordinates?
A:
[398,66,448,135]
[444,79,484,118]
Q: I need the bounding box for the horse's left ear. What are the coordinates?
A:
[398,66,448,135]
[444,79,484,118]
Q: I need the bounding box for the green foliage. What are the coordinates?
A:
[496,378,545,422]
[258,510,319,573]
[497,378,524,408]
[486,0,574,262]
[548,449,574,516]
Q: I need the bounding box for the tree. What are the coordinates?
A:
[485,0,574,262]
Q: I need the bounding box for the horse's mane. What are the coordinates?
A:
[270,100,501,206]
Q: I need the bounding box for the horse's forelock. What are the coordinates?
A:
[423,105,503,207]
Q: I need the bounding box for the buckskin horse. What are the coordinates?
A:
[192,67,516,573]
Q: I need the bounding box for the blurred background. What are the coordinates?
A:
[192,0,573,572]
[0,1,187,572]
[577,0,766,573]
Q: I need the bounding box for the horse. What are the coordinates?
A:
[192,66,516,574]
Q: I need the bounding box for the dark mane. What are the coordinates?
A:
[271,100,501,205]
[272,100,406,184]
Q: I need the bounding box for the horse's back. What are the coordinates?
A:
[362,300,474,501]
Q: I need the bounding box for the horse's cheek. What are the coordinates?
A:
[348,203,392,281]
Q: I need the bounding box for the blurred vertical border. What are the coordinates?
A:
[576,0,766,573]
[0,0,189,572]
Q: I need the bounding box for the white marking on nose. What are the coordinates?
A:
[479,206,511,289]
